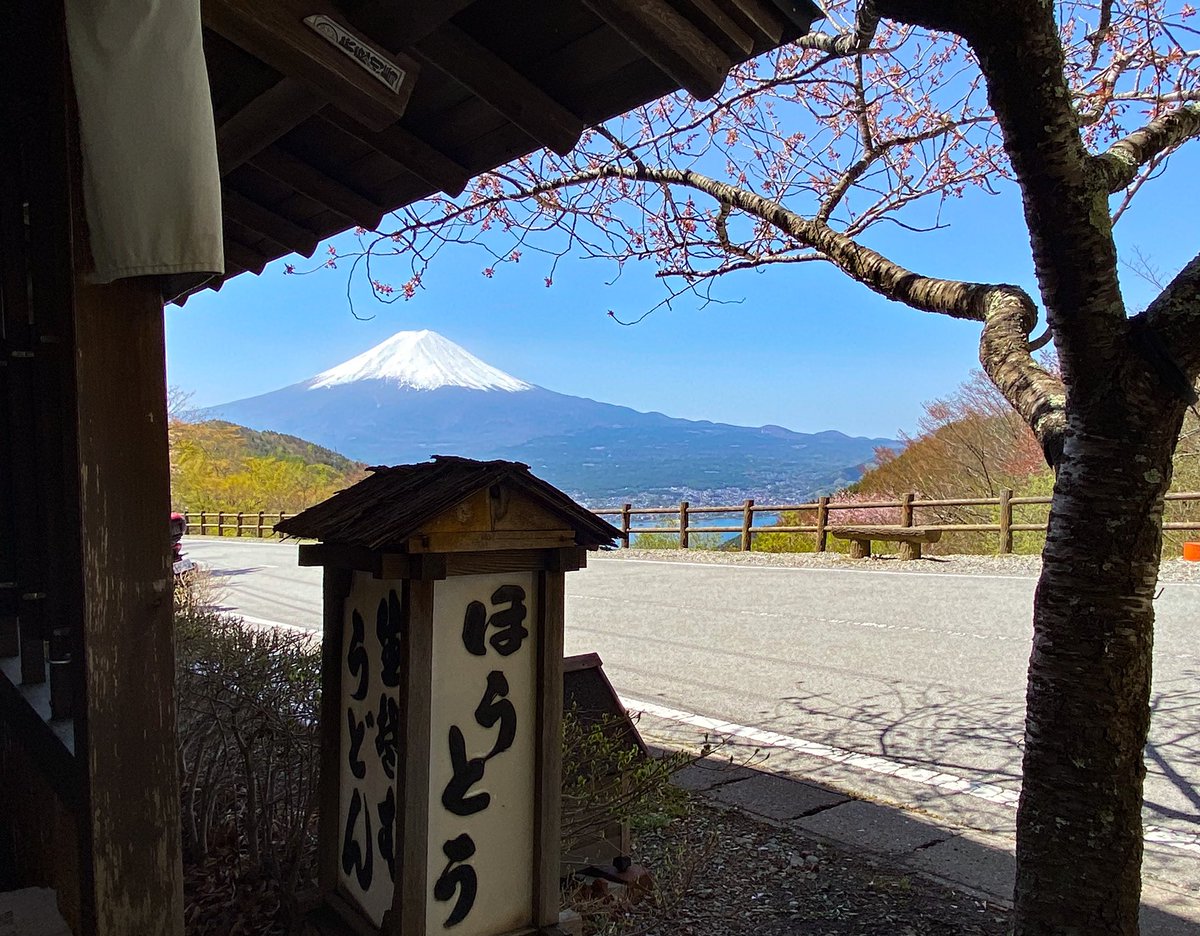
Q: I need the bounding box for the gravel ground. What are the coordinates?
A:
[597,548,1200,584]
[573,796,1009,936]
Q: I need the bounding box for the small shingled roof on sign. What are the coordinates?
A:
[275,455,620,550]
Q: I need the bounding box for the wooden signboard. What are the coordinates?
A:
[281,458,620,936]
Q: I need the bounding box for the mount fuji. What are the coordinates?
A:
[204,330,898,504]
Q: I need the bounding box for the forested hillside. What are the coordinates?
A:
[170,417,366,513]
[756,366,1200,555]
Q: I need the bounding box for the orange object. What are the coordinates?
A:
[1184,542,1200,561]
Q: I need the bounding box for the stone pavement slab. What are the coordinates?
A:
[904,828,1016,900]
[708,771,848,820]
[793,797,950,855]
[671,757,758,792]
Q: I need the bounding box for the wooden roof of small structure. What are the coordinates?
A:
[202,0,822,291]
[275,455,622,549]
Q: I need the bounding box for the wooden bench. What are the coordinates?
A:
[828,525,941,560]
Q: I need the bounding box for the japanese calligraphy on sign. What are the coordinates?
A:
[428,573,537,935]
[339,575,405,925]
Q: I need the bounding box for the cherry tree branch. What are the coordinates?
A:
[795,1,881,55]
[978,290,1067,465]
[406,159,1069,460]
[964,1,1126,401]
[1091,104,1200,193]
[1143,251,1200,380]
[817,116,991,223]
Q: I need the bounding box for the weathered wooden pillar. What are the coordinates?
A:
[73,273,184,936]
[0,4,184,932]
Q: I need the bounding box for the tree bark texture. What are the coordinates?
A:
[1016,390,1186,935]
[970,3,1126,402]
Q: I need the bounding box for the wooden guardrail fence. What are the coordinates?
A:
[181,490,1200,554]
[180,510,291,539]
[592,490,1200,554]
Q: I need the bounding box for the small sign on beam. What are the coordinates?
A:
[304,15,406,95]
[201,0,419,131]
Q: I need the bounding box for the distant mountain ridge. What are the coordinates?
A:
[204,330,898,505]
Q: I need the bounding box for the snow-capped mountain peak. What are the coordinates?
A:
[307,329,533,392]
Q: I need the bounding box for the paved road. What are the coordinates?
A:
[184,538,1200,892]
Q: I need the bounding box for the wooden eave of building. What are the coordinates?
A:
[200,0,822,299]
[276,455,622,552]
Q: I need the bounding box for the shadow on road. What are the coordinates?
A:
[199,565,266,578]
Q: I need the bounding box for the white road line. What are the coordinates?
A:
[622,695,1021,807]
[620,695,1200,856]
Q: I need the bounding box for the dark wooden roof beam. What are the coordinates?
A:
[581,0,734,101]
[322,110,470,197]
[217,76,324,176]
[767,0,824,32]
[682,0,756,56]
[251,146,387,230]
[346,0,476,52]
[719,0,787,45]
[201,0,418,132]
[413,24,586,156]
[222,189,320,258]
[223,238,273,276]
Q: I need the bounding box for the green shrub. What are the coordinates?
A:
[561,709,693,856]
[176,574,321,933]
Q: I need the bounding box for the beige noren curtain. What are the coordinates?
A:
[65,0,224,286]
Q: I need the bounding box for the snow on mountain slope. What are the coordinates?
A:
[308,329,532,392]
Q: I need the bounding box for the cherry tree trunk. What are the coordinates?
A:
[1014,405,1184,935]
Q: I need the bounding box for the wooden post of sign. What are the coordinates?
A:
[741,499,754,551]
[316,566,351,898]
[392,578,435,936]
[999,488,1013,554]
[815,496,830,552]
[533,570,565,928]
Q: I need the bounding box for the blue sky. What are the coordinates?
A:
[166,148,1199,441]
